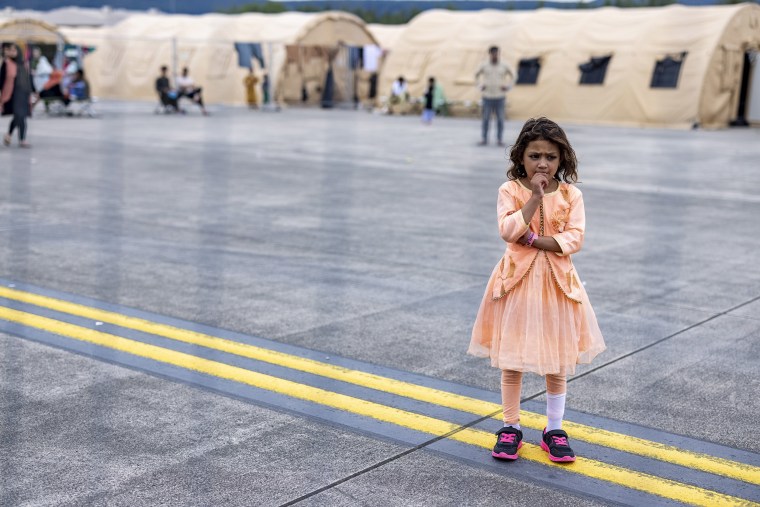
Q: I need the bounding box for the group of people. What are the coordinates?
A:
[32,47,91,114]
[4,38,608,465]
[243,68,273,109]
[1,42,94,148]
[388,75,446,124]
[388,46,515,143]
[155,65,209,115]
[158,65,269,112]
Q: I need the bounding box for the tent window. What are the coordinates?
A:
[651,53,687,88]
[578,55,611,85]
[516,58,541,85]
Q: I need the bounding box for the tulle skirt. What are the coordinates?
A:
[468,254,606,376]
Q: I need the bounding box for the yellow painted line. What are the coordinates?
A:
[0,306,757,507]
[1,286,760,488]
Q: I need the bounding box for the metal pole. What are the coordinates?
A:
[346,47,353,108]
[171,37,177,86]
[263,42,279,112]
[55,35,64,69]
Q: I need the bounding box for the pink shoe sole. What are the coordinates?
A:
[540,440,576,462]
[492,441,523,460]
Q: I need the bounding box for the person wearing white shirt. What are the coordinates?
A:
[389,75,410,115]
[31,47,52,93]
[475,46,515,146]
[176,67,208,115]
[391,76,408,98]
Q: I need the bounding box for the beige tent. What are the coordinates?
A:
[380,4,760,128]
[0,17,67,45]
[71,11,377,106]
[367,23,406,51]
[59,25,109,47]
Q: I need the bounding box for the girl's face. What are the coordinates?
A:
[522,139,560,181]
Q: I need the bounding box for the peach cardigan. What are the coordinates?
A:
[493,180,585,304]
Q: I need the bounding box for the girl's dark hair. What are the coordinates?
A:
[506,117,578,183]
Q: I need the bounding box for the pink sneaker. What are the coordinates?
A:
[492,427,523,461]
[541,428,576,462]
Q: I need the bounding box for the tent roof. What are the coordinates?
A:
[367,23,406,50]
[395,4,747,52]
[0,6,142,27]
[0,17,67,44]
[231,11,373,44]
[58,25,109,46]
[102,11,375,46]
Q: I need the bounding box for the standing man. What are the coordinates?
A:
[475,46,514,146]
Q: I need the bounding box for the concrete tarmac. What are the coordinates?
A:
[0,102,758,506]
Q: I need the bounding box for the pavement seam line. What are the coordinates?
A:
[278,410,503,507]
[0,285,759,486]
[281,393,603,506]
[567,294,760,385]
[0,307,757,507]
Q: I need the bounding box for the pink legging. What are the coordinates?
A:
[501,369,566,425]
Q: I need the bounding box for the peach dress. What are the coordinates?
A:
[468,179,605,376]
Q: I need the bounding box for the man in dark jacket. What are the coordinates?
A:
[155,65,179,112]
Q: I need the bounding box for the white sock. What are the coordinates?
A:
[546,392,566,431]
[503,423,521,431]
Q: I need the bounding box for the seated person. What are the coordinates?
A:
[68,69,90,101]
[155,65,179,112]
[31,47,53,93]
[389,75,410,115]
[176,66,208,115]
[390,75,409,102]
[38,69,70,109]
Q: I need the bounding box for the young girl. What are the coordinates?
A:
[468,117,605,463]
